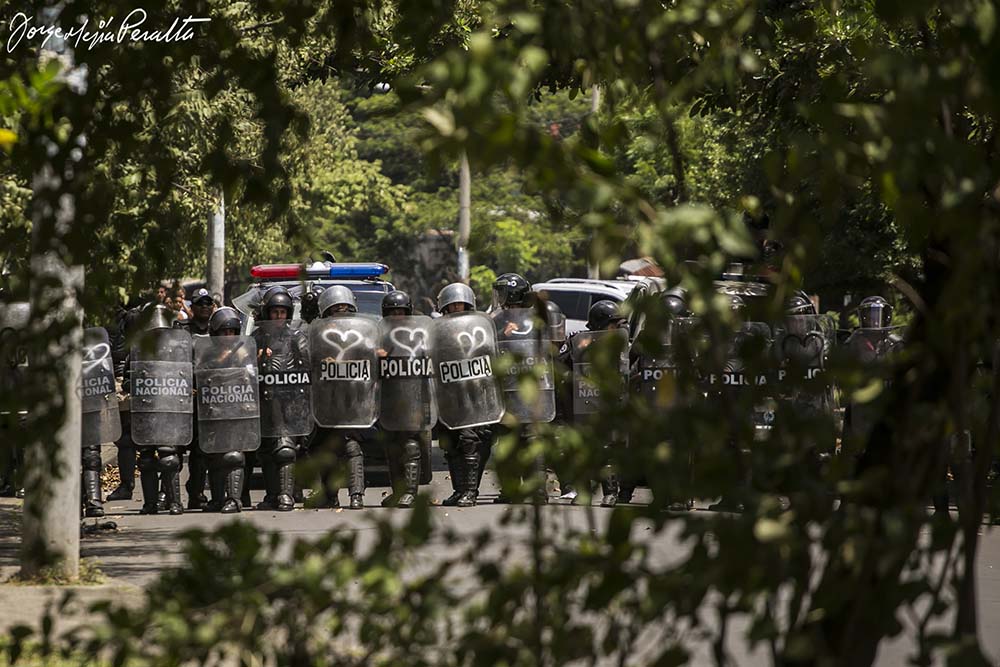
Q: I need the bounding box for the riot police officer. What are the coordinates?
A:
[81,327,122,518]
[106,304,144,501]
[175,288,215,509]
[857,295,893,329]
[557,300,628,507]
[306,286,367,509]
[199,307,256,513]
[253,286,311,512]
[846,296,904,476]
[377,290,424,508]
[490,273,557,504]
[434,283,497,507]
[131,303,193,515]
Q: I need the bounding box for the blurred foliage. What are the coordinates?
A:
[4,0,1000,666]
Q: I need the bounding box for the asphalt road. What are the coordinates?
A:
[1,456,999,666]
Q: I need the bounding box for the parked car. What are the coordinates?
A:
[232,261,432,486]
[532,276,666,339]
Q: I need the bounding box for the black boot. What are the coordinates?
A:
[257,456,280,510]
[600,467,619,508]
[221,467,243,514]
[241,452,254,507]
[186,451,208,510]
[107,444,135,501]
[137,450,159,514]
[396,460,420,509]
[456,451,479,508]
[162,454,184,516]
[82,469,105,518]
[275,463,295,511]
[348,448,365,510]
[441,452,464,506]
[204,466,225,512]
[157,476,168,512]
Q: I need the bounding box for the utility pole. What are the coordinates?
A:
[587,85,601,280]
[457,152,471,282]
[207,189,225,303]
[21,9,84,581]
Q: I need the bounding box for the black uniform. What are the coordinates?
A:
[556,333,620,506]
[175,316,211,508]
[306,427,367,509]
[106,305,142,502]
[252,321,308,511]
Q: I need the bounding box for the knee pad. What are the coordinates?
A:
[273,445,297,465]
[221,450,245,470]
[342,438,363,459]
[137,450,158,472]
[82,446,102,471]
[401,439,420,461]
[159,451,181,473]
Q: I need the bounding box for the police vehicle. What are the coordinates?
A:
[232,261,433,485]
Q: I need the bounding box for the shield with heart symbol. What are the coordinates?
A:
[431,311,504,429]
[492,308,555,423]
[773,314,835,412]
[194,334,260,453]
[310,314,380,428]
[130,328,194,447]
[82,327,122,446]
[378,315,437,431]
[570,327,630,417]
[252,319,314,437]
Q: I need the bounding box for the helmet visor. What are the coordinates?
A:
[858,303,890,328]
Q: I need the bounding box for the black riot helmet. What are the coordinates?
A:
[209,307,242,336]
[492,273,531,309]
[382,290,413,316]
[662,287,691,317]
[858,296,892,329]
[144,303,175,330]
[786,292,816,316]
[318,285,357,317]
[587,300,625,331]
[261,286,294,321]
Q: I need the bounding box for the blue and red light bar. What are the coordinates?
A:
[250,262,390,280]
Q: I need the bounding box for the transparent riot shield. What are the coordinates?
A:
[774,315,833,402]
[431,311,505,429]
[704,322,773,390]
[194,335,260,454]
[492,308,555,423]
[309,314,380,428]
[546,310,566,346]
[845,327,903,442]
[378,315,436,432]
[82,327,121,447]
[130,328,193,447]
[634,319,682,409]
[570,328,629,417]
[253,320,313,437]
